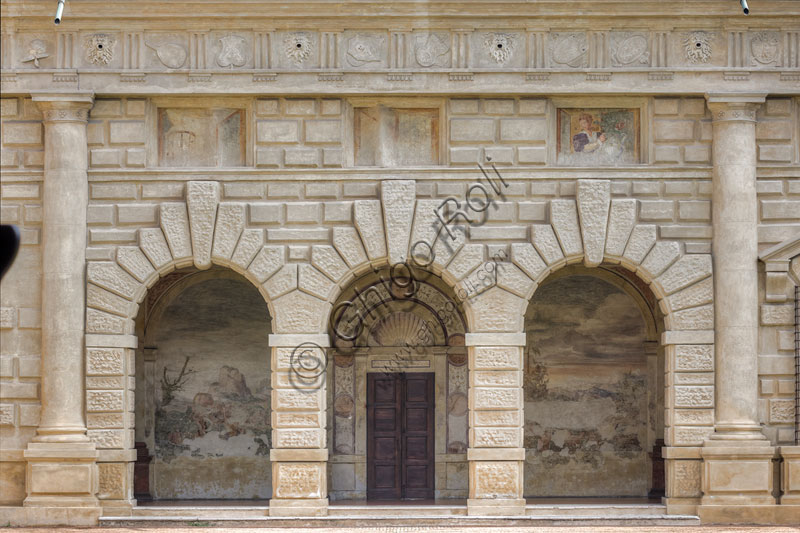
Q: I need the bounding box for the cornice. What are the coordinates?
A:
[2,1,800,20]
[1,69,798,97]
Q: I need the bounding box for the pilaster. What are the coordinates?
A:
[268,334,329,517]
[23,93,100,515]
[466,332,526,516]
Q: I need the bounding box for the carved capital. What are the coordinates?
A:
[32,93,94,123]
[705,93,766,123]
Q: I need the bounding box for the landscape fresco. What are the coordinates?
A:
[523,275,649,496]
[150,277,272,499]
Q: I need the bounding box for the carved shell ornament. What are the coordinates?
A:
[85,33,116,65]
[485,32,515,64]
[683,31,713,64]
[285,32,313,64]
[368,311,436,347]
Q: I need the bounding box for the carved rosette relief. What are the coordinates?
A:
[42,107,90,123]
[285,32,313,65]
[750,32,780,66]
[85,33,116,65]
[610,32,649,67]
[550,32,588,68]
[484,32,516,64]
[683,31,713,64]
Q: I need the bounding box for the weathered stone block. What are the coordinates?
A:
[654,99,679,115]
[450,118,495,142]
[286,202,322,224]
[109,121,146,144]
[257,120,300,143]
[90,149,122,167]
[517,146,546,164]
[285,147,319,167]
[655,120,694,141]
[499,118,546,142]
[273,462,325,499]
[305,120,341,143]
[2,122,42,145]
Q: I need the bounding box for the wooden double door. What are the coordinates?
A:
[366,372,435,500]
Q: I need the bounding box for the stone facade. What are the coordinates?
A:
[0,0,799,526]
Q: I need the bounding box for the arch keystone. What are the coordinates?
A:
[187,181,221,270]
[576,180,611,267]
[381,180,416,264]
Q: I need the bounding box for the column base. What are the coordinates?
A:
[467,498,525,516]
[700,445,777,506]
[268,498,328,517]
[706,424,773,444]
[23,442,99,508]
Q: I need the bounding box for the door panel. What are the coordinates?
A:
[367,373,401,500]
[402,373,434,500]
[367,372,435,500]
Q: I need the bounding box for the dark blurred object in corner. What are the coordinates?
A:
[0,225,21,281]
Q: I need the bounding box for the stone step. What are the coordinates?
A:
[101,511,701,528]
[328,504,467,516]
[525,503,669,517]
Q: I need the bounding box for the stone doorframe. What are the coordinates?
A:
[759,236,800,505]
[82,178,711,515]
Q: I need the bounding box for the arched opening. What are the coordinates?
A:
[326,265,468,501]
[523,264,665,498]
[132,267,273,500]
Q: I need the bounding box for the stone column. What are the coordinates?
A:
[466,333,526,516]
[23,93,99,513]
[700,93,776,517]
[269,334,329,517]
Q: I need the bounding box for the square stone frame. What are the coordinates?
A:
[548,96,652,166]
[143,96,255,168]
[343,96,447,167]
